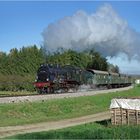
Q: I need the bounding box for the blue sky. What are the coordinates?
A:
[0,1,140,53]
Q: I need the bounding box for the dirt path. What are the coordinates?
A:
[0,111,110,138]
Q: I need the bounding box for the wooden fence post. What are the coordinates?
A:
[114,109,116,125]
[121,108,123,125]
[127,110,129,125]
[136,110,138,125]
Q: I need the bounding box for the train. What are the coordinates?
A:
[33,64,133,94]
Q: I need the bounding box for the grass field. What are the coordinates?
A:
[0,86,140,127]
[7,120,140,139]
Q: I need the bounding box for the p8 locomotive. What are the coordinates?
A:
[33,64,132,93]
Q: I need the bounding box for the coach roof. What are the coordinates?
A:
[87,69,109,75]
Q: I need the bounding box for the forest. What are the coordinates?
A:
[0,45,119,91]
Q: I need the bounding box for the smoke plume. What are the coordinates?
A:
[42,4,140,74]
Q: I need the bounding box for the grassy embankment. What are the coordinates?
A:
[8,121,140,139]
[0,86,140,127]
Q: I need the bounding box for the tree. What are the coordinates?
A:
[108,63,120,73]
[0,45,46,91]
[87,49,108,71]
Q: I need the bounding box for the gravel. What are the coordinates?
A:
[0,86,133,104]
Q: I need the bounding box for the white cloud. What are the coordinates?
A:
[42,3,140,74]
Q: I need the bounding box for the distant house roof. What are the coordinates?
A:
[135,79,140,84]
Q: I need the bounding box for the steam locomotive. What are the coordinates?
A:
[33,64,132,93]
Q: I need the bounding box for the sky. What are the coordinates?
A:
[0,1,140,74]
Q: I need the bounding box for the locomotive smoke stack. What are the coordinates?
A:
[42,4,140,74]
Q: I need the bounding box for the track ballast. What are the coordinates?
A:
[0,86,133,104]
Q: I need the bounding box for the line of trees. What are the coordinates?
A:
[0,45,119,91]
[0,45,45,91]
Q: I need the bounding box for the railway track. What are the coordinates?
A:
[0,86,104,98]
[0,93,38,98]
[0,86,133,104]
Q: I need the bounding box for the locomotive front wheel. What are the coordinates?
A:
[47,87,50,93]
[46,87,54,93]
[38,88,46,94]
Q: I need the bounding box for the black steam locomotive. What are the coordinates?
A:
[34,64,83,93]
[33,64,132,93]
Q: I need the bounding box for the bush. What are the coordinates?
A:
[0,74,35,92]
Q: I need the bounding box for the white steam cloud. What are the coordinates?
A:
[42,4,140,74]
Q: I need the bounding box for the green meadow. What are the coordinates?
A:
[0,86,139,127]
